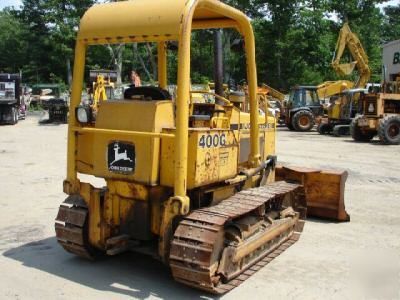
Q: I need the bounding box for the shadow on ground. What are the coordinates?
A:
[341,139,390,146]
[3,237,216,300]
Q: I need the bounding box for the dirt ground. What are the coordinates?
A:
[0,113,399,300]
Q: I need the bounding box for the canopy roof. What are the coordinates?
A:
[78,0,245,44]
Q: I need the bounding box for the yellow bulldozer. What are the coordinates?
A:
[55,0,349,294]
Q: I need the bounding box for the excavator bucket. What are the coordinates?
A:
[336,62,357,76]
[275,165,350,222]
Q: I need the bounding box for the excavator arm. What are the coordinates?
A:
[332,23,371,89]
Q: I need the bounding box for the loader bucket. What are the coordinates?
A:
[275,165,350,222]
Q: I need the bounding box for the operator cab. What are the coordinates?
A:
[288,86,320,108]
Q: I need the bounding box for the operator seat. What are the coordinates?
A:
[124,86,171,101]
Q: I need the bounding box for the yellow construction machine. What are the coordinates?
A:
[259,84,285,122]
[55,0,349,294]
[332,23,371,88]
[350,76,400,144]
[317,23,371,136]
[89,70,117,114]
[316,80,354,100]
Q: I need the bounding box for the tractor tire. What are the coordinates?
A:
[350,116,375,142]
[317,123,331,135]
[332,125,350,137]
[292,110,314,132]
[378,115,400,145]
[286,122,295,131]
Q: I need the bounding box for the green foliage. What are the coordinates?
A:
[382,4,400,44]
[0,0,397,88]
[0,10,29,74]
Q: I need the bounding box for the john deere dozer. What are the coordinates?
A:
[55,0,349,294]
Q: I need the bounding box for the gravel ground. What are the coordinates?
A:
[0,113,399,300]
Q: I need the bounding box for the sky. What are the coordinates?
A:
[0,0,399,10]
[0,0,22,10]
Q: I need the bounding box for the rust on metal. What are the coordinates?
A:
[275,165,350,222]
[55,196,96,259]
[169,181,306,294]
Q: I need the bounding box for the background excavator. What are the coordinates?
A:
[55,0,349,294]
[317,22,372,136]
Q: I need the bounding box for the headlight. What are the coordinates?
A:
[75,106,91,124]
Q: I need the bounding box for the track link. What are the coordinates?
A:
[55,195,94,259]
[169,181,306,294]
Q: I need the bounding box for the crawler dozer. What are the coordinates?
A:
[55,0,349,294]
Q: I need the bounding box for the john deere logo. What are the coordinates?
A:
[394,52,400,65]
[107,142,135,174]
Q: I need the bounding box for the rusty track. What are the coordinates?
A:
[55,195,94,259]
[169,181,306,294]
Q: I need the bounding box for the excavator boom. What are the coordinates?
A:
[332,23,371,88]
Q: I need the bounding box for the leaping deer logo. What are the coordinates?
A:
[110,143,133,166]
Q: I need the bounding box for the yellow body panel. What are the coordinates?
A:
[317,80,354,100]
[330,100,342,119]
[76,100,174,185]
[161,129,238,189]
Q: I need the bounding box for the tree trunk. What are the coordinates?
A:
[222,30,232,83]
[107,44,124,85]
[133,43,153,81]
[145,43,158,80]
[66,57,72,86]
[116,45,123,85]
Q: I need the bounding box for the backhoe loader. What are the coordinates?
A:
[284,86,324,131]
[88,70,117,116]
[55,0,349,294]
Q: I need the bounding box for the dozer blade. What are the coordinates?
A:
[275,165,350,222]
[169,181,307,294]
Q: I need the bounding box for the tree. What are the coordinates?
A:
[0,10,29,74]
[15,0,94,84]
[43,0,95,84]
[0,0,395,87]
[382,4,400,44]
[328,0,384,82]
